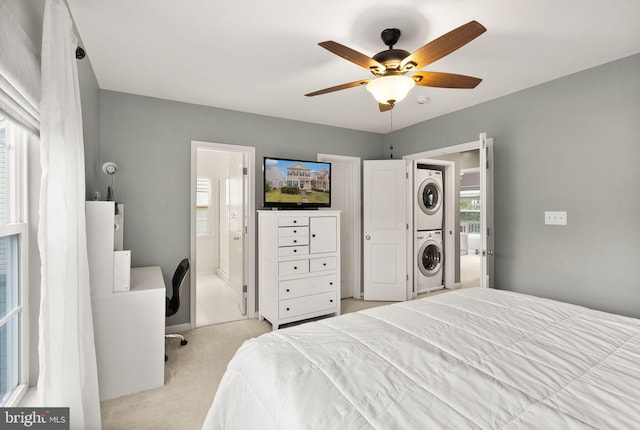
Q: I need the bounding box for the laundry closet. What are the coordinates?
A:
[362,134,492,301]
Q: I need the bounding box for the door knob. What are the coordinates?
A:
[365,235,371,240]
[475,249,479,255]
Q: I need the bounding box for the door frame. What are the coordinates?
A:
[190,140,256,328]
[403,135,489,290]
[316,153,361,299]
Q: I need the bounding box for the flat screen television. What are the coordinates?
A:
[263,157,331,209]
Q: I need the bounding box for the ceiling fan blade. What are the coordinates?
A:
[412,71,482,89]
[305,79,370,97]
[378,103,393,112]
[319,41,386,73]
[400,21,486,71]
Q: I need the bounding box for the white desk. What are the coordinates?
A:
[91,266,165,400]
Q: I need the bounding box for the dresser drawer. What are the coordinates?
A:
[279,226,309,237]
[278,260,309,277]
[278,245,309,257]
[310,256,337,272]
[279,291,337,319]
[278,236,309,247]
[279,274,337,299]
[278,216,309,227]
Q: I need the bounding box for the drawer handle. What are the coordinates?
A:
[293,266,298,270]
[293,230,297,233]
[323,263,327,266]
[312,234,316,238]
[293,240,297,243]
[286,289,290,292]
[293,220,297,223]
[293,249,297,253]
[330,299,333,303]
[286,307,290,311]
[329,282,333,285]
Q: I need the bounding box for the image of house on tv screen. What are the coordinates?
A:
[265,158,330,204]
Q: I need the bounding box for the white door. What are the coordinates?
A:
[363,159,408,301]
[479,134,494,288]
[228,156,246,314]
[317,154,360,299]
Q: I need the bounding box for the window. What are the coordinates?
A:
[0,115,28,406]
[460,191,480,234]
[196,177,210,235]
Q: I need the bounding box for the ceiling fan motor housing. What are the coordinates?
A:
[372,49,411,74]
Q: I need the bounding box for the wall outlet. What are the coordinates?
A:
[545,211,567,225]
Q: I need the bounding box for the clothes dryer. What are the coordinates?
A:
[415,230,444,293]
[415,166,443,231]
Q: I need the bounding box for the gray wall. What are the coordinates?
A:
[98,90,383,325]
[385,53,640,318]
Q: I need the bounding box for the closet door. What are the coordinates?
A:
[363,160,408,301]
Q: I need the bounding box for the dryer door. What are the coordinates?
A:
[417,178,442,216]
[418,240,442,277]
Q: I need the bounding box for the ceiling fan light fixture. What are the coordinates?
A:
[366,75,415,105]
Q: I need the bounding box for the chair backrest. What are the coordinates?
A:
[167,258,190,317]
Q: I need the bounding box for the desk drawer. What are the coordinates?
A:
[278,260,309,277]
[278,245,309,257]
[310,256,337,272]
[278,216,309,227]
[279,274,336,299]
[279,291,337,319]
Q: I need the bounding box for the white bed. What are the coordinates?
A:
[203,288,640,429]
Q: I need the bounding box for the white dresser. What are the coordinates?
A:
[258,210,340,330]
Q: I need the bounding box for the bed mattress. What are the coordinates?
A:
[203,288,640,429]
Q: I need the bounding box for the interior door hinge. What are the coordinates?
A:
[243,167,248,175]
[242,285,247,293]
[406,172,409,179]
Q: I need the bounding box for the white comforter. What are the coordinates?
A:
[203,288,640,429]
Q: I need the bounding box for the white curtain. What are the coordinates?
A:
[37,1,101,429]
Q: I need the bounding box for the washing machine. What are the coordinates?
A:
[415,166,443,231]
[415,230,444,293]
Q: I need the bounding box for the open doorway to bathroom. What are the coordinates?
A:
[190,141,255,328]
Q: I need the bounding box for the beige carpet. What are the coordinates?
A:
[101,290,457,429]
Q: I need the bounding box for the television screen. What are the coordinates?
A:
[264,157,331,208]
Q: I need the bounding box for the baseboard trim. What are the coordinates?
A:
[165,323,191,334]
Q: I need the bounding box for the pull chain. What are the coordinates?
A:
[389,109,394,159]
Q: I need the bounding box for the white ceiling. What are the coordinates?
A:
[66,0,640,134]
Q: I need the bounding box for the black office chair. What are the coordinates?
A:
[165,258,190,361]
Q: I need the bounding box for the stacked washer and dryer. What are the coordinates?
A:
[414,164,444,293]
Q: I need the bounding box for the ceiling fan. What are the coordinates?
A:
[305,20,486,112]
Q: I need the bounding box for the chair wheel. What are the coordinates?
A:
[180,340,188,346]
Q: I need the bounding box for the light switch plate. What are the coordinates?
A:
[545,211,567,225]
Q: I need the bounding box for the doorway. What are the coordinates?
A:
[190,141,256,328]
[403,133,493,290]
[459,166,481,288]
